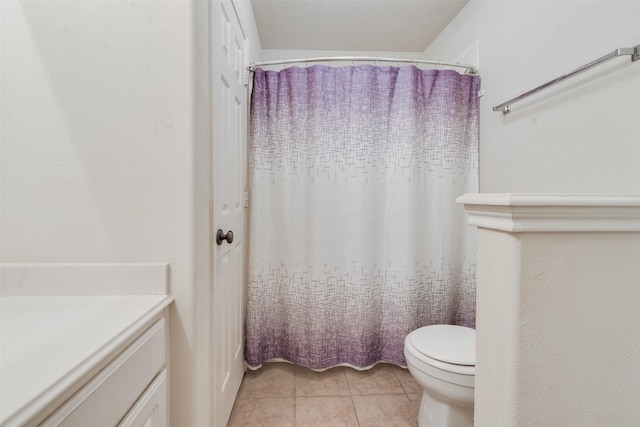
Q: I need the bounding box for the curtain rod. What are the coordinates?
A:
[494,44,640,114]
[247,56,478,75]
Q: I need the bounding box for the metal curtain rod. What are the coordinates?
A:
[494,44,640,114]
[247,56,478,74]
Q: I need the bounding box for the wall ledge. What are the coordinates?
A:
[457,193,640,232]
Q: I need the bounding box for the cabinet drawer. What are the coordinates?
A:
[41,318,165,427]
[118,369,167,427]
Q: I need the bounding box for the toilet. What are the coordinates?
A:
[404,325,475,427]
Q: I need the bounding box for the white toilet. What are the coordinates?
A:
[404,325,475,427]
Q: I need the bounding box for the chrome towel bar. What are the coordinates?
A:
[494,44,640,114]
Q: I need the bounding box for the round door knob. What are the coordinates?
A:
[216,229,234,245]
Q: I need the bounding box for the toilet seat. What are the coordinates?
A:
[409,325,475,365]
[406,325,475,376]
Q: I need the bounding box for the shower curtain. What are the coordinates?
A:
[246,64,479,370]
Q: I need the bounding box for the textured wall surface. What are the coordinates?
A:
[476,227,640,426]
[475,228,520,425]
[517,232,640,426]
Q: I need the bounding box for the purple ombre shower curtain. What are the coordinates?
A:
[246,65,479,370]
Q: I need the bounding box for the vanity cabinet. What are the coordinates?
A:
[0,263,173,427]
[40,318,168,427]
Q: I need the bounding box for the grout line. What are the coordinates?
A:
[293,366,297,426]
[350,394,361,427]
[393,368,408,395]
[344,369,362,426]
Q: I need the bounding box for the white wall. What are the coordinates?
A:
[2,1,199,425]
[2,0,262,424]
[424,0,640,193]
[435,2,640,425]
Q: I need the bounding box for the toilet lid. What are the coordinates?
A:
[409,325,475,366]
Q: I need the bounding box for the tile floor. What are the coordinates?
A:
[227,362,422,427]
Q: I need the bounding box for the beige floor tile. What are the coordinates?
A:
[392,366,422,394]
[295,396,359,427]
[228,397,295,427]
[351,394,418,427]
[238,363,296,399]
[295,366,350,397]
[230,363,424,427]
[345,364,405,395]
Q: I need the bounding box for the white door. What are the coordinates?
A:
[211,1,247,425]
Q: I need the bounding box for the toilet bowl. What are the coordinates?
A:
[404,325,475,427]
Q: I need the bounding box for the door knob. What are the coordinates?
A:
[216,229,234,245]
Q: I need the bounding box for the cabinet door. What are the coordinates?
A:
[118,370,167,427]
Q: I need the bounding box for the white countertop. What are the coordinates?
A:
[0,294,173,427]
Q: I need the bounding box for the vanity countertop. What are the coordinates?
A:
[0,294,173,427]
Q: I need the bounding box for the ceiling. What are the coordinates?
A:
[250,0,469,52]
